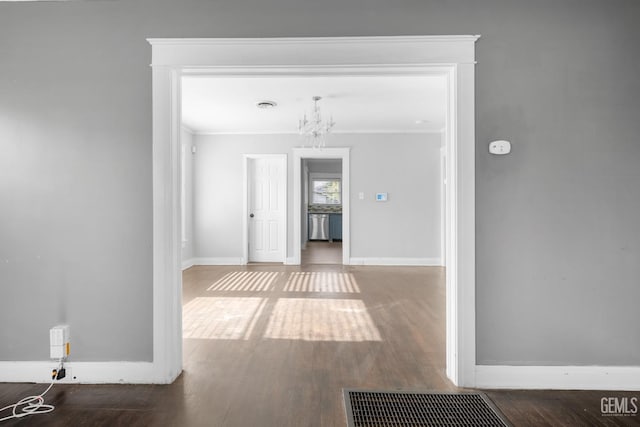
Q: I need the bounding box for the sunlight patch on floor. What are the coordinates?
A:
[206,271,282,292]
[284,272,360,293]
[264,298,381,342]
[183,297,267,340]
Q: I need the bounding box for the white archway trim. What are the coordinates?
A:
[148,35,479,387]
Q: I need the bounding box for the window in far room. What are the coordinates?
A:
[311,178,341,205]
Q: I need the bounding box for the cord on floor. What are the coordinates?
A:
[0,361,62,423]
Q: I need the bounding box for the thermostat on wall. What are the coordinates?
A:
[376,193,388,202]
[489,140,511,155]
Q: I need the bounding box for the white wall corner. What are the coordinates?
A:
[181,258,195,270]
[475,365,640,391]
[284,257,297,265]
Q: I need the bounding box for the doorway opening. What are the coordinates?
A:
[149,36,478,387]
[301,158,344,265]
[293,148,350,265]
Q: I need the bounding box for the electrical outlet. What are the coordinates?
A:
[52,366,74,382]
[56,367,66,380]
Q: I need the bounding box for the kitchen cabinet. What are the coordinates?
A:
[329,214,342,241]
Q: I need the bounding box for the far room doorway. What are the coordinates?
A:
[302,158,343,265]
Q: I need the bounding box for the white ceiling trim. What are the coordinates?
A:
[148,36,480,68]
[191,129,445,136]
[148,35,480,47]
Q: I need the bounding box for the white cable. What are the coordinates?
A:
[0,362,61,423]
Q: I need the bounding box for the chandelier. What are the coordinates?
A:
[298,96,335,149]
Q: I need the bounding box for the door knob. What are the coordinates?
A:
[249,213,254,218]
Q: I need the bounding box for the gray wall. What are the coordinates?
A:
[0,0,638,366]
[307,159,342,174]
[193,133,442,261]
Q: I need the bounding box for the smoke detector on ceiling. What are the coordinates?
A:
[256,100,278,109]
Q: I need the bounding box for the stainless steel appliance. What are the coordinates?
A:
[308,213,329,240]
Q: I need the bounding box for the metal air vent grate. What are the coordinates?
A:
[343,390,511,427]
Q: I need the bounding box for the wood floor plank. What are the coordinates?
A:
[1,265,638,426]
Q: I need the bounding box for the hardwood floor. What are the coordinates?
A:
[301,241,343,265]
[1,264,638,426]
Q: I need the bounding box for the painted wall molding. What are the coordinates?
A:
[186,257,444,268]
[0,362,159,384]
[191,257,245,266]
[349,257,442,266]
[475,365,640,391]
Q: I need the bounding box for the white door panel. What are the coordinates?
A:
[248,157,285,262]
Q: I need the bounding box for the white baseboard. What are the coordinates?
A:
[349,257,442,266]
[187,257,442,267]
[0,361,175,384]
[181,258,195,270]
[192,257,244,266]
[475,365,640,391]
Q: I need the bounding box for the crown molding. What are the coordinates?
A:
[189,129,444,136]
[147,35,480,68]
[148,35,481,46]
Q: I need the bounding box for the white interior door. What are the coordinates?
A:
[248,156,286,262]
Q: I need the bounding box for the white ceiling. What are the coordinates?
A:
[181,75,447,135]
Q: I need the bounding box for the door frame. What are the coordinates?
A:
[148,35,479,387]
[292,147,350,265]
[242,154,288,264]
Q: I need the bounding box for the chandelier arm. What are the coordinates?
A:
[298,95,334,149]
